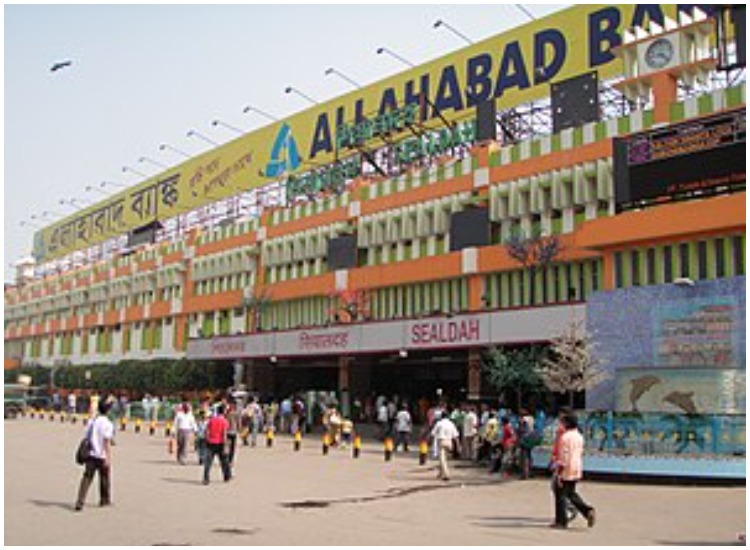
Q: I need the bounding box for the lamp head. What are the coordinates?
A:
[434,19,443,28]
[324,67,334,75]
[284,86,293,94]
[376,47,384,54]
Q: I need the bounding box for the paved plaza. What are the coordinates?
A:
[4,417,746,546]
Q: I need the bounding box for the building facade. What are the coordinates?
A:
[4,4,746,414]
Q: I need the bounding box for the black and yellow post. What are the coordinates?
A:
[352,434,362,459]
[266,428,274,447]
[418,439,428,465]
[135,418,142,434]
[322,433,330,455]
[39,409,45,420]
[149,420,156,436]
[165,421,172,438]
[294,430,302,451]
[71,413,78,424]
[29,409,35,419]
[49,410,55,422]
[384,437,394,461]
[60,412,66,423]
[120,416,127,432]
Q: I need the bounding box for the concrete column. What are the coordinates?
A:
[467,348,482,400]
[338,356,351,418]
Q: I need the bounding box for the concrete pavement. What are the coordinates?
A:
[4,418,746,545]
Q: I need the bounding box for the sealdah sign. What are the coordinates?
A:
[410,318,482,346]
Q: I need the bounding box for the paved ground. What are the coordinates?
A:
[4,416,746,546]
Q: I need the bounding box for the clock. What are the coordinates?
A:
[644,38,675,70]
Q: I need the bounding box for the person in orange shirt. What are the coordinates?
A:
[551,412,596,529]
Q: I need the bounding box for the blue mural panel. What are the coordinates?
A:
[586,277,745,411]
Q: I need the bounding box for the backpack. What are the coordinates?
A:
[75,423,94,465]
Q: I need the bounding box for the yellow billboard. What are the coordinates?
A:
[33,4,717,262]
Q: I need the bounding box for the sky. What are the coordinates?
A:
[4,3,568,284]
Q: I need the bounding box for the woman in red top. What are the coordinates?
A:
[203,405,232,485]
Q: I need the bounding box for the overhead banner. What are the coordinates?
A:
[33,4,716,262]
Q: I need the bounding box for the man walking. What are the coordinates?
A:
[74,401,114,511]
[395,403,412,452]
[203,404,232,485]
[551,412,596,529]
[431,412,459,481]
[173,402,197,465]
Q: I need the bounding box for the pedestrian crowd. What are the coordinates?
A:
[70,390,595,529]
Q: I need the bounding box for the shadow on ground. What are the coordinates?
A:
[468,515,553,530]
[28,499,76,512]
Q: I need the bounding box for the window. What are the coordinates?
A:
[631,251,640,286]
[732,236,744,275]
[646,248,656,285]
[679,243,690,278]
[715,238,726,278]
[663,246,673,283]
[614,252,623,288]
[697,241,708,280]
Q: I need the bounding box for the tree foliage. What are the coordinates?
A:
[539,320,609,406]
[482,346,546,410]
[5,359,233,395]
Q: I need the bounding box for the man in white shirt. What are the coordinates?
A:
[75,400,115,511]
[431,412,459,481]
[462,405,478,460]
[395,404,412,452]
[173,402,198,465]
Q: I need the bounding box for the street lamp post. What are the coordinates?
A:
[138,156,168,170]
[242,105,279,122]
[122,165,148,179]
[324,67,361,89]
[284,86,319,105]
[375,46,415,67]
[159,143,191,159]
[211,119,245,135]
[433,19,474,45]
[186,130,219,147]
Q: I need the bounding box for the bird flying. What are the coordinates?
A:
[50,60,72,72]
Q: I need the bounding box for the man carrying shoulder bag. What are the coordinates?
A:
[74,400,114,511]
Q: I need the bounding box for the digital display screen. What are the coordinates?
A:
[614,109,745,209]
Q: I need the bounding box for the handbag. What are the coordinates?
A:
[75,423,94,465]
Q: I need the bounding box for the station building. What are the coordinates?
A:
[4,4,746,416]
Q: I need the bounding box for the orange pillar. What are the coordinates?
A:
[601,251,615,291]
[468,275,484,312]
[652,72,678,124]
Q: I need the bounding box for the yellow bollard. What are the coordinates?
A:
[149,420,156,436]
[29,409,35,419]
[384,437,394,462]
[294,430,302,452]
[266,428,275,448]
[50,411,55,422]
[135,418,142,434]
[71,413,78,424]
[165,421,173,438]
[120,417,127,432]
[352,434,361,459]
[322,433,330,455]
[418,439,428,465]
